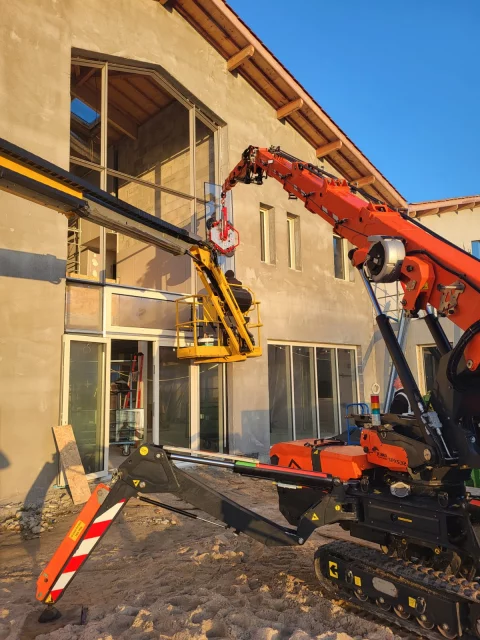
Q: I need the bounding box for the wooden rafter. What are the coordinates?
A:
[417,207,440,217]
[277,98,304,120]
[76,67,97,89]
[436,205,459,214]
[457,202,478,211]
[71,84,138,140]
[227,45,255,72]
[352,175,376,188]
[315,140,342,158]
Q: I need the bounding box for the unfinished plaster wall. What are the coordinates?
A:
[0,2,71,501]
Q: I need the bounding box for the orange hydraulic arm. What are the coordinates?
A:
[220,146,480,370]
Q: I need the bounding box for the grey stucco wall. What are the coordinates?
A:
[0,2,71,501]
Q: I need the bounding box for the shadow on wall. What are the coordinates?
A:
[0,248,65,283]
[0,450,10,469]
[240,410,270,459]
[139,249,190,291]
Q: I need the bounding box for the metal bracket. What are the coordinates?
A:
[296,483,358,540]
[438,281,465,316]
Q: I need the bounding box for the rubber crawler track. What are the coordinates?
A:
[314,540,480,640]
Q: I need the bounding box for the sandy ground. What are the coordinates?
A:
[0,467,401,640]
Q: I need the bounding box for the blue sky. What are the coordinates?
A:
[228,0,480,203]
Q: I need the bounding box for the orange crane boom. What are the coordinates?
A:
[219,146,480,369]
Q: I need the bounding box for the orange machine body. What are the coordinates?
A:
[270,439,373,482]
[361,430,409,472]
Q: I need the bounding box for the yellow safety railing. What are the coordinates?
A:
[175,285,262,363]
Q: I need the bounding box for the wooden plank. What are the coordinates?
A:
[316,140,343,158]
[53,425,91,505]
[76,67,97,89]
[352,175,376,188]
[227,44,255,72]
[276,98,304,120]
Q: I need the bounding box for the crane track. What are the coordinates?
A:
[338,597,463,640]
[314,541,480,640]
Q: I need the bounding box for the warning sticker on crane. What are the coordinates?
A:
[328,561,338,579]
[69,520,86,542]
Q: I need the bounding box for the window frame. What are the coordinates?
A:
[68,56,220,293]
[260,206,271,264]
[268,340,360,441]
[333,234,355,281]
[287,213,301,270]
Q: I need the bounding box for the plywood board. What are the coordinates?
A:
[53,425,91,505]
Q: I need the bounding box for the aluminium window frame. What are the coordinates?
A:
[287,213,300,270]
[69,56,220,291]
[268,340,360,440]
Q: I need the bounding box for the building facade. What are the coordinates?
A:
[1,0,450,504]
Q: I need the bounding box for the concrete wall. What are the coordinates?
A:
[0,2,71,502]
[0,0,379,501]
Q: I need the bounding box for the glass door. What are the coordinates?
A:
[199,363,225,452]
[156,346,191,447]
[316,347,339,439]
[61,336,108,478]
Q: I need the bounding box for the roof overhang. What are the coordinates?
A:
[408,196,480,218]
[157,0,407,209]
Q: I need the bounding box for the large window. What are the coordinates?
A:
[268,343,358,443]
[68,58,217,297]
